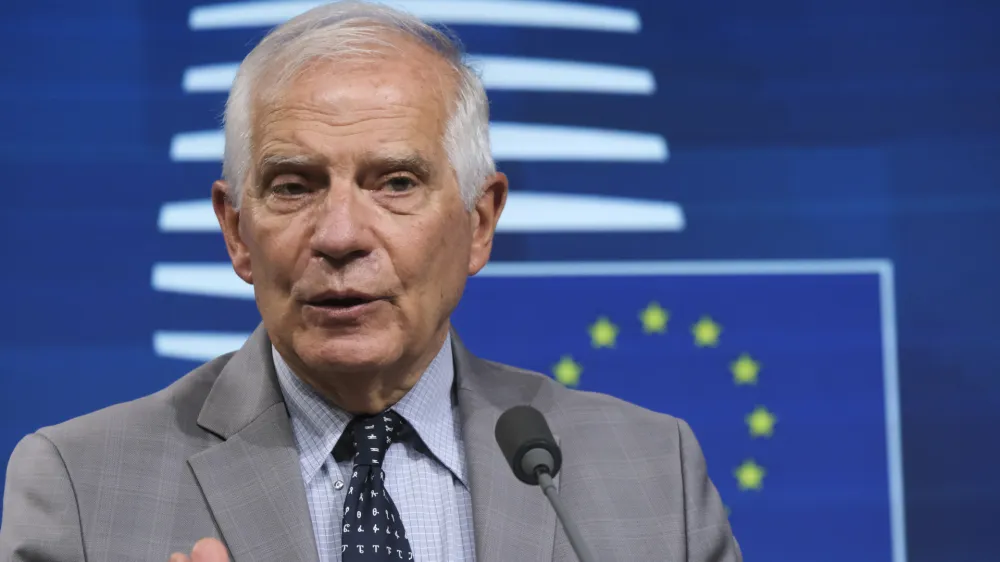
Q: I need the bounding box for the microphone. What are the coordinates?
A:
[495,405,598,562]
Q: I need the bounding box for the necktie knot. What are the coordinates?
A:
[347,410,404,467]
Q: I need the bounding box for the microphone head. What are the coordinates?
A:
[494,405,563,485]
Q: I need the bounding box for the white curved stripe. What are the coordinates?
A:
[470,56,655,94]
[182,63,238,92]
[499,192,683,232]
[152,263,253,299]
[154,331,250,361]
[189,1,640,33]
[158,192,685,234]
[159,200,218,232]
[170,124,668,162]
[171,131,224,162]
[489,123,667,161]
[183,57,656,94]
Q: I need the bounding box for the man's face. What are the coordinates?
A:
[213,40,505,381]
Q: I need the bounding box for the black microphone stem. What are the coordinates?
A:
[536,470,599,562]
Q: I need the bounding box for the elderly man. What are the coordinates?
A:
[0,2,740,561]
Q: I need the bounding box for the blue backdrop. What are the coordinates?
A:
[3,1,999,561]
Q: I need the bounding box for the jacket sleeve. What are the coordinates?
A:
[677,418,743,561]
[0,432,87,562]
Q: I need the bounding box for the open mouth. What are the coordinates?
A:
[309,297,376,309]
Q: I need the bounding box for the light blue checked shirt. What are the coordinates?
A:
[273,335,476,562]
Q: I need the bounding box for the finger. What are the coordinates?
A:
[168,553,190,562]
[190,537,230,562]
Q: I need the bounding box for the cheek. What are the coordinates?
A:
[246,214,311,287]
[391,212,468,293]
[420,213,471,297]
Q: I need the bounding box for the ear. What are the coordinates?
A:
[468,172,508,276]
[211,180,253,285]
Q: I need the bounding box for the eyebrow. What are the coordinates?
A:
[255,151,437,184]
[258,153,329,171]
[360,153,436,179]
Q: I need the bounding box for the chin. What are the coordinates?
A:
[296,327,403,373]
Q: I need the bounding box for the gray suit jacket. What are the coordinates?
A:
[1,325,741,561]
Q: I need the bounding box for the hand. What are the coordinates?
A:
[169,537,230,562]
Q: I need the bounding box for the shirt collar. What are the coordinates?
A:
[273,334,466,487]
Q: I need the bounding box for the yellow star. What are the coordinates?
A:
[734,459,766,491]
[639,302,669,334]
[589,316,619,348]
[731,353,760,385]
[745,406,777,438]
[552,356,582,386]
[692,316,722,347]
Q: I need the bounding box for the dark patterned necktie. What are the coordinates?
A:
[340,410,414,561]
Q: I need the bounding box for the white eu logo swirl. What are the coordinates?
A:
[152,0,685,361]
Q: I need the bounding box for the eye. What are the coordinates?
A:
[270,181,311,197]
[384,175,418,193]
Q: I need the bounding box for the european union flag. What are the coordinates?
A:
[452,260,904,562]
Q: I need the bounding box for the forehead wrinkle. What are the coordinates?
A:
[249,43,458,183]
[259,152,328,169]
[255,100,446,167]
[254,80,443,142]
[269,104,428,133]
[257,117,441,164]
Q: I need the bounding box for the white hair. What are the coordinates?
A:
[222,0,495,209]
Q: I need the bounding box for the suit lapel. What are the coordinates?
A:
[189,326,319,562]
[453,334,558,562]
[186,325,558,562]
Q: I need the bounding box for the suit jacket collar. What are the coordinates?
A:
[452,331,559,562]
[190,324,558,562]
[190,324,320,562]
[196,323,283,440]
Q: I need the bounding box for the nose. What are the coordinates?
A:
[309,182,377,266]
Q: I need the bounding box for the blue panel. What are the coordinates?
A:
[3,0,1000,559]
[454,268,895,562]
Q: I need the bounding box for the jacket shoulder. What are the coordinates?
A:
[476,356,682,431]
[36,352,234,450]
